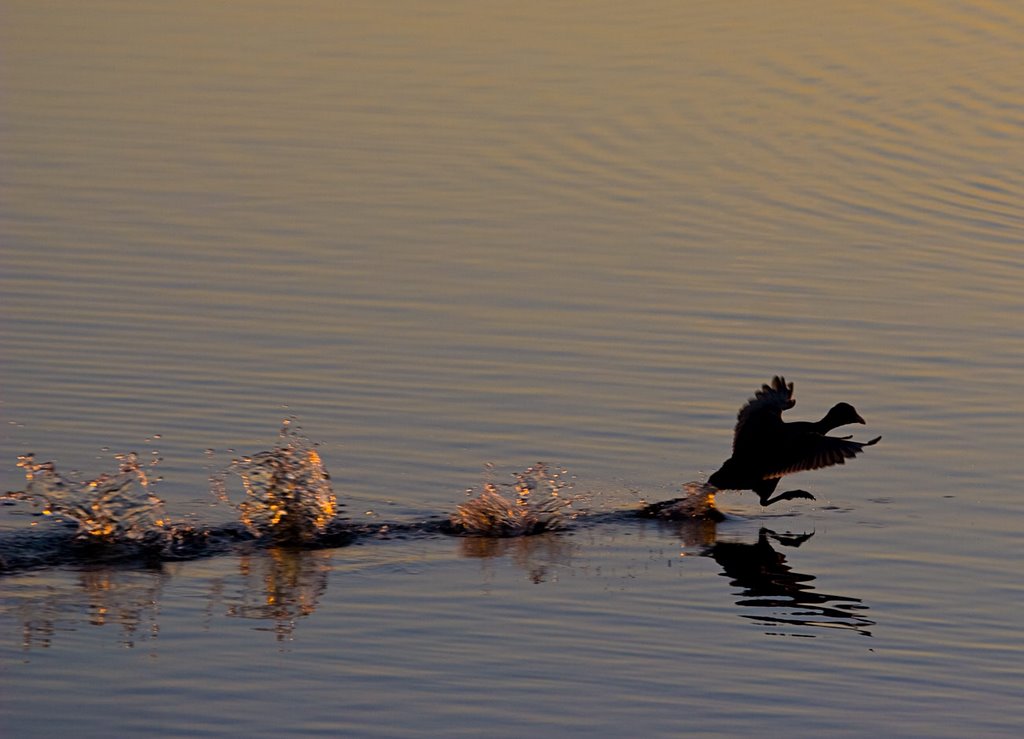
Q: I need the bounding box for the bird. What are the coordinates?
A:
[707,376,880,506]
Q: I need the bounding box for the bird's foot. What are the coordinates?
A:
[765,528,816,547]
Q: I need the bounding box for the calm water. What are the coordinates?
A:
[2,0,1023,735]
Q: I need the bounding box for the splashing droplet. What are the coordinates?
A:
[640,481,724,521]
[6,453,167,543]
[210,422,343,542]
[448,462,577,536]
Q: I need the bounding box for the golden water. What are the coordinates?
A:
[2,1,1022,735]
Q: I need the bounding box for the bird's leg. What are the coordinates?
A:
[762,489,816,506]
[753,479,780,506]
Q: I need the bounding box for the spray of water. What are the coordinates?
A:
[210,421,342,543]
[6,452,167,544]
[640,481,724,521]
[448,462,577,536]
[1,427,725,571]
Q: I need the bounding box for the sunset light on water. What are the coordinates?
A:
[2,1,1022,735]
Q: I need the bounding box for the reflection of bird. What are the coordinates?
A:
[705,528,874,636]
[708,377,880,506]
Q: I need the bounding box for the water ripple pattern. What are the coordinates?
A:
[2,1,1024,736]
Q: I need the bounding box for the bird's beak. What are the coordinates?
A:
[855,413,866,424]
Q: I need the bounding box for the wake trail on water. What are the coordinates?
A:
[1,421,723,575]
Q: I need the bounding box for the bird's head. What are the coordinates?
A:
[824,402,866,428]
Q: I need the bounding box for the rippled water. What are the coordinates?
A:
[2,1,1023,736]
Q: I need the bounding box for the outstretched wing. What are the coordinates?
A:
[763,434,881,479]
[733,376,796,453]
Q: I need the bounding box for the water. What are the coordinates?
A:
[211,420,342,542]
[2,0,1023,735]
[10,451,167,542]
[449,462,579,536]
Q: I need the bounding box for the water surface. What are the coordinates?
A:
[2,1,1023,736]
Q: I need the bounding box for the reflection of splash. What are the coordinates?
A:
[447,463,577,536]
[638,481,725,522]
[6,549,334,650]
[222,548,333,641]
[6,452,166,544]
[457,530,575,584]
[211,421,342,543]
[646,516,720,549]
[78,568,167,647]
[705,528,874,637]
[11,567,169,650]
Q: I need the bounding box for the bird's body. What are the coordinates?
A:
[708,377,880,506]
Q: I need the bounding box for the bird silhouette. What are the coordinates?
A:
[708,376,880,506]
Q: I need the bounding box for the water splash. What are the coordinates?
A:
[448,463,577,536]
[639,481,725,521]
[6,452,167,544]
[210,421,342,543]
